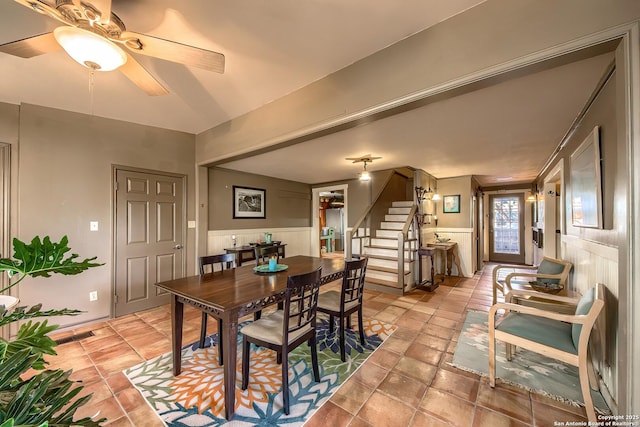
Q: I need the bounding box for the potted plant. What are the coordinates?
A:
[0,236,105,426]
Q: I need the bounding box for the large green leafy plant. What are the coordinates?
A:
[0,236,105,426]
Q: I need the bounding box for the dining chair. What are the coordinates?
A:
[254,245,281,265]
[240,267,322,415]
[198,253,236,365]
[317,257,368,362]
[492,257,572,304]
[488,283,605,423]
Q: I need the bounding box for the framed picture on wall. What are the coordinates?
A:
[570,126,602,228]
[233,186,266,218]
[443,195,460,213]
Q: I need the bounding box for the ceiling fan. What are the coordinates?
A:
[0,0,225,95]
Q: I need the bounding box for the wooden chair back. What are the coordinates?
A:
[254,245,280,265]
[199,253,236,274]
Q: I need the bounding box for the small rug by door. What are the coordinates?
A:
[451,311,610,414]
[125,316,396,426]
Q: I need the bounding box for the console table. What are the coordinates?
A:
[224,243,287,266]
[424,241,462,277]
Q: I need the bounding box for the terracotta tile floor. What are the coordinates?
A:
[41,264,589,426]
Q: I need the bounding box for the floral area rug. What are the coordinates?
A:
[451,311,610,414]
[124,315,396,426]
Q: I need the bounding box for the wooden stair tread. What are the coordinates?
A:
[368,265,412,274]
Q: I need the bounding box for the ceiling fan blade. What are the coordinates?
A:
[119,52,169,96]
[120,31,225,73]
[0,32,60,58]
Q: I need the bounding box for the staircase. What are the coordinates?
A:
[362,201,417,294]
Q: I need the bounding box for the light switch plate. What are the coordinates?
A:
[90,221,99,231]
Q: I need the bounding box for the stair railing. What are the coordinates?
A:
[397,204,419,289]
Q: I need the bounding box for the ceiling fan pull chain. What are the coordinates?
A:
[88,67,95,115]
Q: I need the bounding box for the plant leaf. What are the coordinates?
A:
[0,236,103,293]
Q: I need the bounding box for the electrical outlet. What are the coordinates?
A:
[89,291,98,301]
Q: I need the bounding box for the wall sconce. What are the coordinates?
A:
[434,215,438,227]
[231,234,237,247]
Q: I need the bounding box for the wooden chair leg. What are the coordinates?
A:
[277,351,282,364]
[357,308,365,345]
[254,310,262,320]
[579,354,597,423]
[217,319,224,366]
[328,315,335,333]
[199,312,208,348]
[241,337,250,390]
[310,336,320,382]
[282,352,290,415]
[339,316,346,362]
[489,319,496,387]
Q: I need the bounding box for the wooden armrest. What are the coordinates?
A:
[504,273,566,290]
[489,302,587,324]
[506,288,579,305]
[493,264,537,281]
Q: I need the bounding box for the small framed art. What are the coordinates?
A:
[443,194,460,213]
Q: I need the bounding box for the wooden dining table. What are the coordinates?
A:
[155,255,346,420]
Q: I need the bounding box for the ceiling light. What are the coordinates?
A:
[359,164,371,181]
[54,26,127,71]
[346,154,380,182]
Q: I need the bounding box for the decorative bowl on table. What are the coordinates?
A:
[436,237,451,243]
[253,264,288,273]
[529,281,564,294]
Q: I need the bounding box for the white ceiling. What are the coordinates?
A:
[0,0,615,186]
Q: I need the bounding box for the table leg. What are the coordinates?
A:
[446,248,453,276]
[222,311,239,420]
[171,294,184,376]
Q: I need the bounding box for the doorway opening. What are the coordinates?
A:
[312,184,348,258]
[319,190,345,258]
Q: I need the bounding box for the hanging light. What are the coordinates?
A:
[54,26,127,71]
[359,161,371,181]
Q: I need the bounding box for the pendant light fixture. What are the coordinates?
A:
[345,154,381,182]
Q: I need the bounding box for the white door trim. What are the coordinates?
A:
[312,184,348,257]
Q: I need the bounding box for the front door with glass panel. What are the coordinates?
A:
[489,194,525,264]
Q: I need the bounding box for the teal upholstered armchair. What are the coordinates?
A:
[488,283,605,423]
[492,257,572,304]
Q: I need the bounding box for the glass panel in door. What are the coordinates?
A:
[489,194,525,264]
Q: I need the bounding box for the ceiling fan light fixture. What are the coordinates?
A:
[54,26,127,71]
[359,170,371,181]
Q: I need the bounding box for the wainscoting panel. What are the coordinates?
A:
[562,235,619,408]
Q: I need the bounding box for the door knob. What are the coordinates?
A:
[174,244,183,249]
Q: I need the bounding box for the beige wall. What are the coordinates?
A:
[209,167,311,230]
[538,69,624,406]
[0,103,19,144]
[11,104,196,328]
[435,176,472,229]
